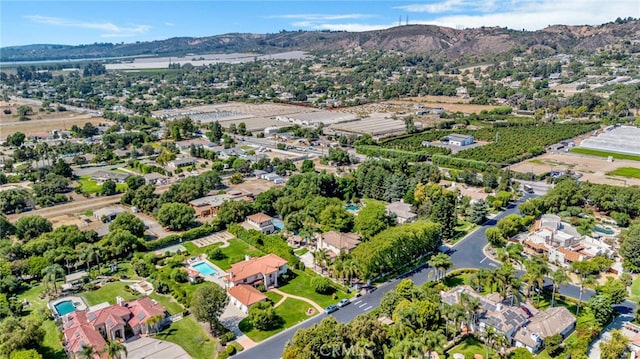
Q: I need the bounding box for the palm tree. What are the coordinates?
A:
[146,314,164,336]
[342,259,358,288]
[79,344,98,359]
[551,268,570,307]
[522,257,548,302]
[576,273,596,316]
[422,329,446,358]
[312,248,330,273]
[104,339,128,359]
[428,253,453,282]
[42,263,65,295]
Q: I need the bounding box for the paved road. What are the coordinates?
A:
[234,194,633,359]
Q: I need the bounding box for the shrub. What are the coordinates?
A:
[207,247,226,260]
[311,276,333,294]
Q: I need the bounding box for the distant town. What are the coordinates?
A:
[1,19,640,359]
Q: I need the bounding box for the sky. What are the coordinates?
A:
[1,0,639,47]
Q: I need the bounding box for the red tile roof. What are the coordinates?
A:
[228,285,267,307]
[227,254,287,283]
[128,297,166,328]
[246,213,273,224]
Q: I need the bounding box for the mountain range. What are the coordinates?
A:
[2,19,639,62]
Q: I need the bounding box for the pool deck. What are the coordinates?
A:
[49,295,88,316]
[189,259,227,288]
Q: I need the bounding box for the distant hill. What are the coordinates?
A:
[2,19,639,62]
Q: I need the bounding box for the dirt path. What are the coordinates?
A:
[268,288,324,312]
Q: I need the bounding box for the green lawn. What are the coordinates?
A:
[536,349,553,359]
[450,221,478,244]
[239,298,315,342]
[570,148,640,162]
[607,167,640,179]
[149,292,184,315]
[265,291,283,304]
[157,315,218,359]
[294,248,309,256]
[447,337,494,359]
[210,239,265,270]
[41,319,66,359]
[277,270,350,308]
[630,276,640,302]
[77,175,128,194]
[81,281,139,306]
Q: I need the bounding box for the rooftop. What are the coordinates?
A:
[227,254,287,283]
[228,284,267,307]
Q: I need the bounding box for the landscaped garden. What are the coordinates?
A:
[278,269,351,308]
[238,297,314,342]
[447,336,495,359]
[157,315,218,359]
[77,175,128,194]
[183,238,265,270]
[81,281,139,306]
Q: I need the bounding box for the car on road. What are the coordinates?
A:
[324,305,338,314]
[337,299,350,308]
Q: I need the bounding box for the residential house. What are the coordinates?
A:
[225,253,288,288]
[513,307,576,353]
[175,138,215,150]
[168,157,197,169]
[217,147,246,160]
[91,170,130,184]
[143,172,169,185]
[386,201,417,224]
[189,192,253,218]
[316,231,361,257]
[62,297,167,359]
[228,284,267,313]
[93,206,126,223]
[245,213,275,234]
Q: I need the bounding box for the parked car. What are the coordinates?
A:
[337,299,350,308]
[324,305,338,314]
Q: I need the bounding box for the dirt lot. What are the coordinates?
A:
[0,101,110,136]
[341,96,497,118]
[226,177,283,196]
[510,152,640,187]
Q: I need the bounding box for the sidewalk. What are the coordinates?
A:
[269,288,324,312]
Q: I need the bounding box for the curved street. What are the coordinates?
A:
[235,194,635,359]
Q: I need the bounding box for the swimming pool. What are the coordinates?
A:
[54,300,76,316]
[193,262,217,276]
[345,205,359,211]
[594,226,615,235]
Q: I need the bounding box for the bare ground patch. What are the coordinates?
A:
[511,152,640,186]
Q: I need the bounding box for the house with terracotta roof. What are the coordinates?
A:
[245,213,275,234]
[225,253,288,288]
[513,306,576,353]
[228,284,268,313]
[62,297,167,359]
[316,231,361,257]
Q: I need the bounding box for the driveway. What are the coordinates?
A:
[587,307,635,358]
[124,336,191,359]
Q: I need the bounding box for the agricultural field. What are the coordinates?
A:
[570,147,640,161]
[379,122,600,165]
[0,101,110,136]
[607,167,640,179]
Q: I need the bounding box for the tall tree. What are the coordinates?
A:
[599,329,629,359]
[42,263,65,294]
[14,215,52,241]
[104,339,128,359]
[431,190,457,239]
[190,283,228,335]
[550,268,570,307]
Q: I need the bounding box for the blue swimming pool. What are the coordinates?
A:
[193,262,217,276]
[594,226,615,235]
[345,204,359,211]
[54,300,76,316]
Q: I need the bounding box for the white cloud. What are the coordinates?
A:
[307,22,393,32]
[395,0,466,14]
[164,22,175,27]
[413,0,639,30]
[268,13,376,21]
[25,15,151,38]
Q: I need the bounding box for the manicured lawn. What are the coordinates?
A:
[149,292,184,315]
[450,221,478,244]
[536,349,553,359]
[265,291,283,304]
[239,298,315,342]
[570,148,640,162]
[447,337,494,359]
[41,319,66,359]
[81,281,139,306]
[210,239,264,270]
[294,248,309,256]
[77,175,128,194]
[630,276,640,302]
[278,270,350,308]
[157,315,218,359]
[607,167,640,179]
[17,284,48,311]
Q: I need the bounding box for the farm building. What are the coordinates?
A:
[579,126,640,156]
[447,134,475,146]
